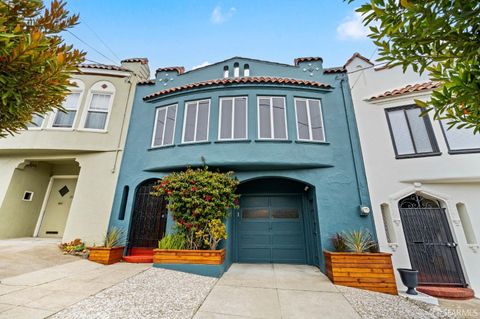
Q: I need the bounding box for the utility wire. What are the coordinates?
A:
[81,19,122,62]
[66,30,119,65]
[350,48,378,90]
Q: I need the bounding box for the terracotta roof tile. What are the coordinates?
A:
[369,81,440,101]
[121,58,149,64]
[138,79,155,85]
[156,66,185,74]
[344,52,374,68]
[294,57,323,66]
[143,76,332,101]
[79,63,130,72]
[324,67,346,74]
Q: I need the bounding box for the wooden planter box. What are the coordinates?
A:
[88,246,124,265]
[324,251,398,295]
[153,248,225,265]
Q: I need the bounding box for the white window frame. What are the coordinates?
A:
[151,104,178,148]
[79,81,116,132]
[218,96,248,141]
[48,79,84,130]
[294,98,326,142]
[181,99,211,144]
[27,114,46,130]
[256,96,288,140]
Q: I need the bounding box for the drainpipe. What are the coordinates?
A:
[111,74,134,173]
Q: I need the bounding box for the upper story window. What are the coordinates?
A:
[441,120,480,153]
[385,105,439,158]
[182,99,210,143]
[233,63,240,77]
[152,104,177,147]
[50,79,84,129]
[27,114,45,129]
[257,96,287,140]
[295,98,325,142]
[219,97,248,140]
[82,81,115,131]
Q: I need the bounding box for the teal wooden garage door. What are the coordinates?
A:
[236,195,306,263]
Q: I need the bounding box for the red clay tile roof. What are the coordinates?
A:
[344,52,374,68]
[369,81,440,101]
[156,66,185,74]
[324,67,346,74]
[121,58,149,64]
[143,77,332,101]
[138,79,156,85]
[79,64,130,72]
[294,57,323,66]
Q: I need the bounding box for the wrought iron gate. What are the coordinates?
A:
[128,180,168,248]
[399,194,466,286]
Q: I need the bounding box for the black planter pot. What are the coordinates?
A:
[397,268,419,295]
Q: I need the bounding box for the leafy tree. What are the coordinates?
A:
[350,0,480,133]
[0,0,85,137]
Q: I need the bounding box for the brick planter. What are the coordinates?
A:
[88,246,124,265]
[324,251,397,295]
[153,248,225,265]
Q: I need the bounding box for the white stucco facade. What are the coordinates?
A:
[0,60,149,245]
[346,54,480,297]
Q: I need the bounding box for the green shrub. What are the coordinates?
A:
[158,233,187,249]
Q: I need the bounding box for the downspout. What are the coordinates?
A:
[111,74,134,173]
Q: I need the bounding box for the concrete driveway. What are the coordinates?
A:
[0,238,77,279]
[194,263,360,319]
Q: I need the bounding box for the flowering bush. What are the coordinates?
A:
[152,167,239,250]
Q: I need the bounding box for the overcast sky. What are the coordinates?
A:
[63,0,376,73]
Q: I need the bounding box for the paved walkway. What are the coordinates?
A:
[0,238,77,279]
[0,260,149,319]
[194,263,360,319]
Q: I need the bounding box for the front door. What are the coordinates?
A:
[399,194,466,286]
[236,195,306,264]
[38,178,77,238]
[128,180,168,249]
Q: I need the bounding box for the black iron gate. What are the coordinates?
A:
[128,180,168,248]
[399,194,466,286]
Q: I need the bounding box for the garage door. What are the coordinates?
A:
[236,195,306,263]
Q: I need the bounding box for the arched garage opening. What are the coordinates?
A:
[233,177,319,265]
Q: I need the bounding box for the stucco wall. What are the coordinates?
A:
[347,56,480,295]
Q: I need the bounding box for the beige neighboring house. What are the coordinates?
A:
[346,53,480,297]
[0,59,149,245]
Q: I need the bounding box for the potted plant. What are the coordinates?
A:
[324,229,398,295]
[151,167,238,265]
[88,227,125,265]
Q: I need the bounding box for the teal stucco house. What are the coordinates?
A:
[108,56,375,275]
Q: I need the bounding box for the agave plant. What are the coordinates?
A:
[342,229,378,253]
[103,227,124,248]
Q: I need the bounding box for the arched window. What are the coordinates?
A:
[233,62,240,77]
[50,79,85,129]
[243,64,250,77]
[118,185,129,220]
[223,66,229,78]
[380,203,396,243]
[82,81,116,131]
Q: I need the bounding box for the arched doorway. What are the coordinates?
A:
[399,193,466,286]
[128,179,168,249]
[234,177,319,265]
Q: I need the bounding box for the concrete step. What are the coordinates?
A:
[417,286,475,300]
[123,255,153,263]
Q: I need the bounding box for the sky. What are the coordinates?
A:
[62,0,377,73]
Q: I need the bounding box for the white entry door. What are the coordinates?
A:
[38,178,77,238]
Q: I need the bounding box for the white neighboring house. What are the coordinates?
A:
[346,53,480,297]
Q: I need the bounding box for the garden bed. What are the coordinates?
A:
[153,248,225,265]
[88,246,124,265]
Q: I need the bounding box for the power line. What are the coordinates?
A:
[81,19,122,62]
[350,48,378,90]
[66,30,119,65]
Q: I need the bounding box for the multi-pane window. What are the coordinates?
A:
[219,97,247,140]
[441,120,480,153]
[52,92,81,128]
[385,106,439,157]
[152,104,177,147]
[182,100,210,143]
[295,98,325,142]
[27,114,44,129]
[84,93,112,130]
[257,96,287,140]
